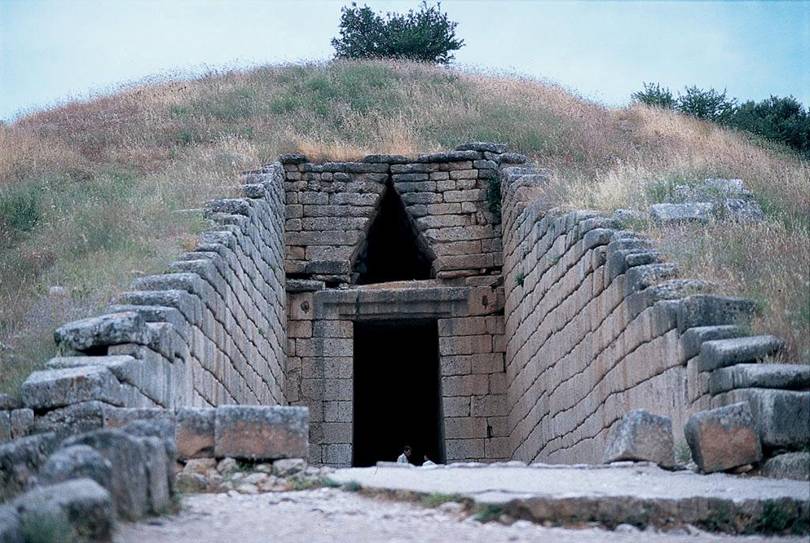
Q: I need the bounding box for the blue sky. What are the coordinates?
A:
[1,0,808,120]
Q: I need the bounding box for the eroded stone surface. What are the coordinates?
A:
[685,402,762,473]
[13,478,114,542]
[761,452,810,481]
[21,366,123,409]
[214,406,308,460]
[603,410,674,467]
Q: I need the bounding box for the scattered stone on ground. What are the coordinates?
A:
[603,409,674,467]
[649,178,765,224]
[761,452,810,482]
[14,478,114,542]
[114,488,805,543]
[685,402,762,473]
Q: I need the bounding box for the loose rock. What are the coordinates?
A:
[685,402,762,473]
[603,410,674,468]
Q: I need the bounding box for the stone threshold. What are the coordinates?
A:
[330,463,810,535]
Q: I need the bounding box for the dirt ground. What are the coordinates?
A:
[115,488,805,543]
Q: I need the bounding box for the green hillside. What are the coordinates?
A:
[1,60,808,394]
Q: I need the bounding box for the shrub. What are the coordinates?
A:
[731,96,810,154]
[331,2,464,64]
[631,82,675,109]
[677,86,736,123]
[632,84,809,155]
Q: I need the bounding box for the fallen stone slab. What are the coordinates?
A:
[63,429,150,521]
[650,202,713,224]
[685,402,762,473]
[13,478,114,543]
[330,463,810,535]
[709,363,810,394]
[761,452,810,481]
[214,405,308,460]
[21,365,123,409]
[602,410,674,468]
[698,335,783,372]
[715,198,765,223]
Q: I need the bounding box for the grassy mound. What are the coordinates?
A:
[1,60,807,394]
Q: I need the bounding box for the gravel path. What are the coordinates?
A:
[115,488,804,543]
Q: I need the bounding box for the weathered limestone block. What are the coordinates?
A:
[0,394,20,410]
[55,311,149,352]
[680,325,744,359]
[62,429,150,520]
[603,410,675,468]
[761,452,810,481]
[21,366,123,409]
[176,408,215,459]
[650,202,713,224]
[685,402,762,473]
[698,335,784,372]
[0,433,59,500]
[9,409,33,440]
[33,401,108,437]
[130,435,171,514]
[676,295,757,332]
[13,479,114,542]
[39,445,113,491]
[214,405,308,460]
[726,388,810,449]
[708,363,810,394]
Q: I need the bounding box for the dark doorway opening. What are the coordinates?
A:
[353,319,444,467]
[353,183,433,284]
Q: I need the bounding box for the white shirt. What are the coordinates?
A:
[397,453,410,464]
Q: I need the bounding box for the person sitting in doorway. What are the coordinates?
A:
[397,445,413,464]
[422,455,436,466]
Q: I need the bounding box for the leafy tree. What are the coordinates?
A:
[731,96,809,154]
[631,82,675,109]
[631,83,809,155]
[332,2,464,64]
[676,86,736,123]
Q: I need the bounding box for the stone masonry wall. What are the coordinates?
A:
[280,143,521,284]
[286,283,507,467]
[501,164,809,464]
[14,164,287,430]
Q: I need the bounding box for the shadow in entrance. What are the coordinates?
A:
[352,319,444,467]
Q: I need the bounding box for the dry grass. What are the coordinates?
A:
[1,60,807,394]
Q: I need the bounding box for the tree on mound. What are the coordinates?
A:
[332,1,464,64]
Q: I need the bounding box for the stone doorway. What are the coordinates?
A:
[352,319,445,467]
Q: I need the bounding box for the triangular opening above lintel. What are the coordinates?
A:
[353,183,434,285]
